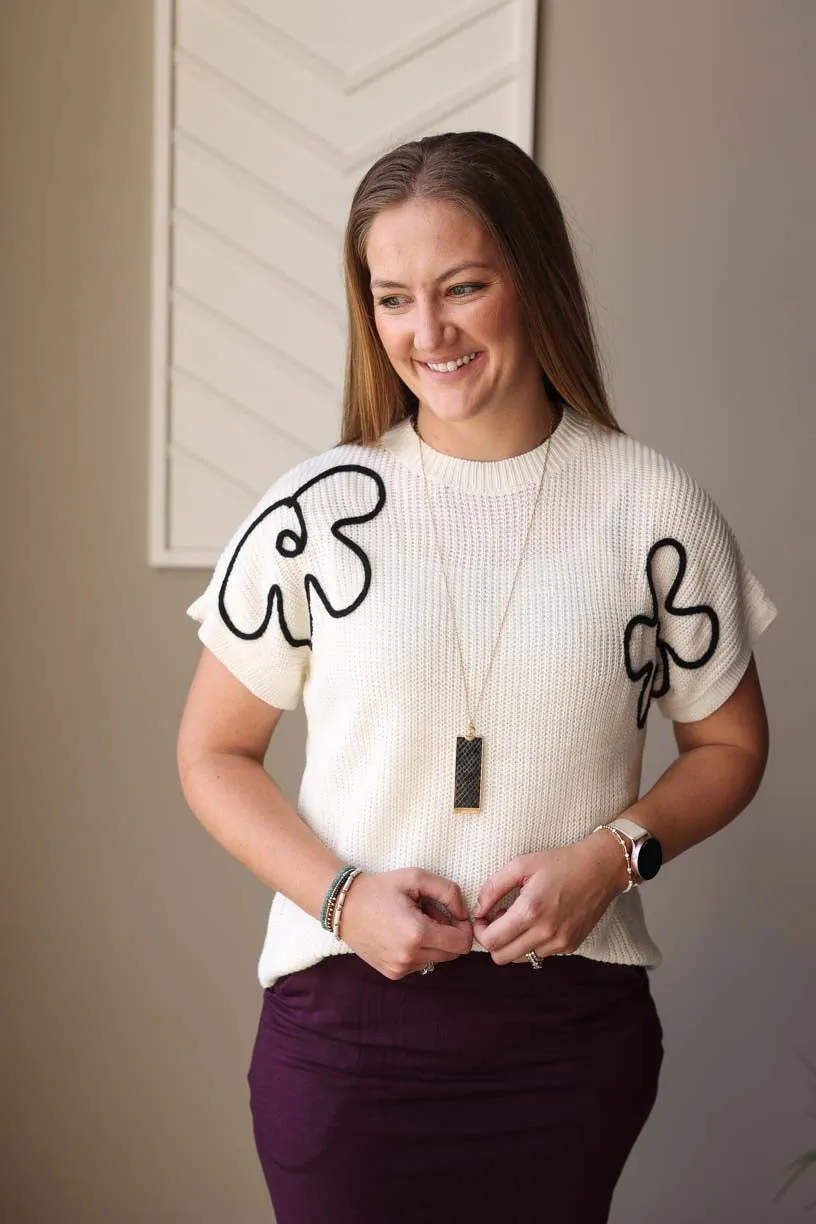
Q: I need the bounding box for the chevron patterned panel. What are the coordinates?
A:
[150,0,539,565]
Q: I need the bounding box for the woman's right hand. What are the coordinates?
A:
[337,868,474,980]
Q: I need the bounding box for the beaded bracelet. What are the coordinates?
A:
[320,866,356,930]
[323,877,350,934]
[320,865,359,932]
[592,824,635,893]
[331,867,363,940]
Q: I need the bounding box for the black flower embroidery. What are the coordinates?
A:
[624,537,720,728]
[218,464,386,649]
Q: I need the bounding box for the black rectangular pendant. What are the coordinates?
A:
[454,736,483,813]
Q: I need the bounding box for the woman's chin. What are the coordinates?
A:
[417,398,485,426]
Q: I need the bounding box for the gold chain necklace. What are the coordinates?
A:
[412,409,557,813]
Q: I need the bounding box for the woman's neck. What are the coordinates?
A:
[413,397,560,462]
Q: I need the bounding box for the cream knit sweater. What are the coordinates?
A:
[187,405,777,987]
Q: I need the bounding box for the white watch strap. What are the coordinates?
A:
[609,816,650,843]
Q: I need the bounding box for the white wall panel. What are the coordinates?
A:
[171,299,337,443]
[171,373,314,493]
[174,145,345,303]
[150,0,539,565]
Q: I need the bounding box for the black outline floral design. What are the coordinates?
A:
[624,537,720,728]
[218,464,386,649]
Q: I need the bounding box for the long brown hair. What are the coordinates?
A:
[340,130,620,446]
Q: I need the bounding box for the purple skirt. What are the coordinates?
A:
[247,950,663,1223]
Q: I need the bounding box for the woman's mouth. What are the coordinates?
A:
[416,351,484,380]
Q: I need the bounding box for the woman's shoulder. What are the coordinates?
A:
[198,434,390,613]
[579,419,760,594]
[585,418,721,527]
[251,435,389,510]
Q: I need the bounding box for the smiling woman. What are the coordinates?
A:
[366,198,548,458]
[179,130,777,1223]
[340,130,618,457]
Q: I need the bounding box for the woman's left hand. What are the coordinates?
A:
[471,833,629,964]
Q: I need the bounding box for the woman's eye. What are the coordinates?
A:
[449,282,484,297]
[377,283,484,309]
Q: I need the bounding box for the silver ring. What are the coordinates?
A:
[526,950,544,969]
[419,961,437,975]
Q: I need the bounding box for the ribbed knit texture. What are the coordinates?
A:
[187,405,778,987]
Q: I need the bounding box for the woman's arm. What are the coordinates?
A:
[177,648,347,919]
[473,655,770,961]
[177,647,472,977]
[620,653,769,864]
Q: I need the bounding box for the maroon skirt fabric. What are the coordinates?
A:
[247,950,663,1223]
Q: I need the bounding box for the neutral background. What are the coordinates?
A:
[1,1,812,1220]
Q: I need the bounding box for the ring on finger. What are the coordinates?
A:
[526,949,545,969]
[419,961,437,975]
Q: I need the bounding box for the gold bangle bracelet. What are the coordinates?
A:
[592,824,635,894]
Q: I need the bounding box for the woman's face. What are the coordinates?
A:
[366,197,541,428]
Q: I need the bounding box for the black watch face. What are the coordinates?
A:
[636,838,663,880]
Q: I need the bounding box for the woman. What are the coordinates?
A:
[177,131,777,1222]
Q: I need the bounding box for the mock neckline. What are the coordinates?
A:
[377,403,594,494]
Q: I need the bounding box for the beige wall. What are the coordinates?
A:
[1,1,812,1220]
[540,4,814,1220]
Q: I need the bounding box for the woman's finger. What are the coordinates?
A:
[472,861,523,920]
[496,931,569,964]
[406,869,469,922]
[418,910,473,957]
[473,893,537,955]
[420,896,465,927]
[403,916,475,976]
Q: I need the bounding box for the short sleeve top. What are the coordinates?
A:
[186,405,777,986]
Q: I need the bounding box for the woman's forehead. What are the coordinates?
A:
[366,198,496,276]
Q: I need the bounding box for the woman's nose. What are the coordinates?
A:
[413,301,453,355]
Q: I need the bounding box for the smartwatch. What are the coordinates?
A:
[607,817,663,883]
